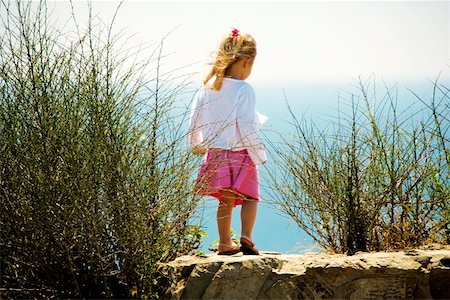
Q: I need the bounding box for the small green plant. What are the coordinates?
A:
[182,225,208,255]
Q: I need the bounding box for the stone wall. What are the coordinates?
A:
[158,247,450,299]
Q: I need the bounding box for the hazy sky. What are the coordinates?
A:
[52,0,450,85]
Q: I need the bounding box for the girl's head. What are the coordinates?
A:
[204,29,257,90]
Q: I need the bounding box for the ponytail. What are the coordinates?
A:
[204,29,257,91]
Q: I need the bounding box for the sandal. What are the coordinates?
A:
[240,236,260,255]
[218,242,241,255]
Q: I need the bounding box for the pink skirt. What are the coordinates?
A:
[194,149,259,206]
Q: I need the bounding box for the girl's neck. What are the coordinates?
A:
[224,61,244,80]
[224,72,242,80]
[224,58,253,81]
[224,75,241,80]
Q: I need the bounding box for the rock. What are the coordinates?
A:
[157,248,450,299]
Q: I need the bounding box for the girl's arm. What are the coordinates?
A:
[188,90,206,154]
[192,146,207,155]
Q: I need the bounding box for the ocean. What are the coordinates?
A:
[193,79,443,254]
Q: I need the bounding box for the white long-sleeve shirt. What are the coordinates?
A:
[188,78,267,165]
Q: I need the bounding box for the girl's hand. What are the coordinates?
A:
[192,146,207,156]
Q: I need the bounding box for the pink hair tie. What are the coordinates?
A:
[231,28,239,46]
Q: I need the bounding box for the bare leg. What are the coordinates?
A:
[217,190,236,252]
[241,198,258,241]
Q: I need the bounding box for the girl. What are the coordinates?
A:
[188,29,267,255]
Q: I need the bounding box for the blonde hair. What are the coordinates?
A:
[204,29,257,90]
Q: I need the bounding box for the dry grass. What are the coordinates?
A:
[0,1,202,298]
[265,78,449,254]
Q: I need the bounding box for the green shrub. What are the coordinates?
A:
[266,78,449,254]
[0,1,201,298]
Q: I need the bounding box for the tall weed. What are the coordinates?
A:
[266,78,449,254]
[0,1,201,298]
